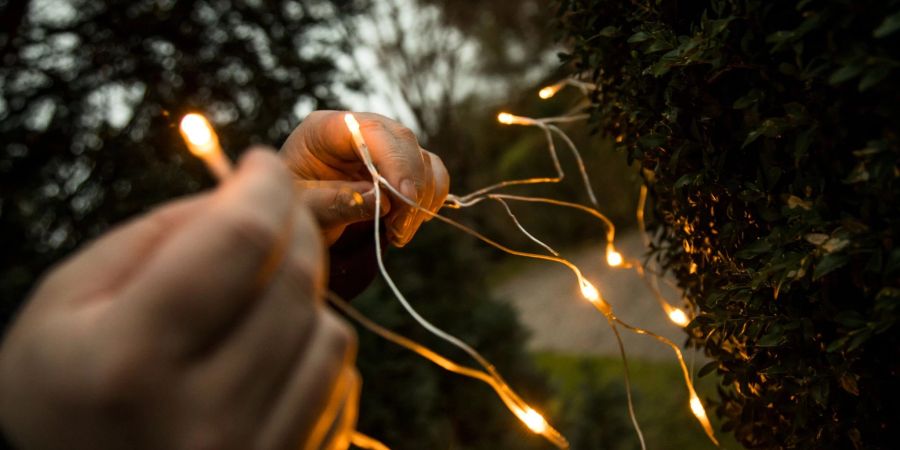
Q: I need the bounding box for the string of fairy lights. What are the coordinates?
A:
[178,77,719,450]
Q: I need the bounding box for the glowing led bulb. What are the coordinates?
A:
[668,308,690,327]
[579,278,600,302]
[689,395,707,423]
[180,113,215,155]
[538,83,563,99]
[606,248,624,267]
[689,393,719,445]
[497,112,535,126]
[344,113,374,166]
[344,112,361,134]
[519,407,548,434]
[179,113,231,179]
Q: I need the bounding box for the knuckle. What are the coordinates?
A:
[321,312,357,361]
[219,211,280,259]
[393,125,419,145]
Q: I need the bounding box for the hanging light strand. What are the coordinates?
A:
[343,114,569,449]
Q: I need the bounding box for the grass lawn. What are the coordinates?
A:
[533,352,740,450]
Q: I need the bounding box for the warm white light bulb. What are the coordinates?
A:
[497,112,515,125]
[343,113,373,166]
[579,278,600,302]
[344,113,361,134]
[519,407,548,434]
[689,395,707,420]
[538,85,561,99]
[179,112,231,179]
[606,249,623,267]
[668,308,690,327]
[180,113,214,155]
[689,392,719,445]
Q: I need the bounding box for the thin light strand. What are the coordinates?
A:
[635,185,691,326]
[382,171,718,446]
[344,114,568,449]
[350,431,391,450]
[485,202,646,450]
[493,198,560,256]
[608,319,648,450]
[452,125,564,204]
[545,123,598,207]
[326,292,570,449]
[610,315,719,446]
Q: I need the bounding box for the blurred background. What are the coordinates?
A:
[0,1,732,448]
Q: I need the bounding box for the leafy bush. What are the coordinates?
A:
[556,0,900,448]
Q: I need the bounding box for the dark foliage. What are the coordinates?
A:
[0,0,359,326]
[350,225,553,450]
[556,0,900,448]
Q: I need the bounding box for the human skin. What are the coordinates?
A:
[0,149,358,450]
[281,110,450,246]
[0,112,447,450]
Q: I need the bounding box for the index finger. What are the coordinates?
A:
[291,111,428,230]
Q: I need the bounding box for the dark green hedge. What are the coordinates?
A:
[556,1,899,448]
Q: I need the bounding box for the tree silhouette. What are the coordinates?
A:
[0,0,362,324]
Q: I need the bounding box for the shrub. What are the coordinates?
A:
[556,1,900,448]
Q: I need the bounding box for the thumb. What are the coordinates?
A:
[298,180,391,233]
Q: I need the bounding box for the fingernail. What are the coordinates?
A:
[393,210,414,233]
[400,179,418,202]
[390,210,414,244]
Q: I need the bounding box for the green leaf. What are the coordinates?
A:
[828,64,864,85]
[858,66,892,92]
[736,238,772,259]
[758,331,785,347]
[698,361,719,378]
[646,39,673,53]
[834,311,866,328]
[813,253,849,280]
[674,173,701,189]
[742,129,764,148]
[597,25,619,38]
[627,31,651,43]
[827,335,851,352]
[873,12,900,38]
[733,89,762,109]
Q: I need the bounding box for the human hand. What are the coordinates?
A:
[0,149,358,450]
[280,111,450,247]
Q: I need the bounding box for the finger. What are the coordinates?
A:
[122,148,296,352]
[185,276,317,443]
[389,150,435,247]
[297,180,391,232]
[256,309,357,450]
[35,193,211,306]
[190,202,325,417]
[290,111,427,240]
[288,111,427,190]
[426,151,450,220]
